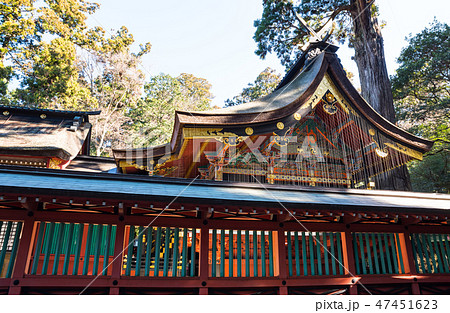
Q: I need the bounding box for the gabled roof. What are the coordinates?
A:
[203,53,325,116]
[114,44,433,161]
[0,105,99,161]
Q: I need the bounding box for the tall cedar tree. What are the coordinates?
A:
[254,0,412,190]
[254,0,394,120]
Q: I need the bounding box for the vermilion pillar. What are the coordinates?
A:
[402,229,420,295]
[109,221,125,295]
[342,229,358,295]
[199,212,209,295]
[276,228,288,295]
[8,217,36,295]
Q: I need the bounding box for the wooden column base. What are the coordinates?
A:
[278,286,288,295]
[109,287,120,295]
[411,282,420,295]
[8,286,21,295]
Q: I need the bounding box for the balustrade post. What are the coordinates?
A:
[8,216,36,295]
[109,221,125,295]
[276,228,288,295]
[342,228,358,295]
[199,212,209,294]
[402,229,420,295]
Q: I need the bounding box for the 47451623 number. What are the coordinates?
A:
[376,300,438,310]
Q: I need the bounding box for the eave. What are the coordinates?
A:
[0,166,448,214]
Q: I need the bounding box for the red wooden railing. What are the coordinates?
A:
[1,209,449,295]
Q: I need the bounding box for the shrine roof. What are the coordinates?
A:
[0,105,98,161]
[0,166,449,213]
[65,155,117,173]
[199,53,325,115]
[113,46,433,161]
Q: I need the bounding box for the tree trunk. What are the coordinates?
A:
[374,164,412,191]
[350,0,395,122]
[350,0,411,191]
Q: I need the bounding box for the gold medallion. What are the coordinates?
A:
[245,127,253,135]
[276,122,284,130]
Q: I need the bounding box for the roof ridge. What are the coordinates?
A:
[0,105,101,116]
[275,42,339,91]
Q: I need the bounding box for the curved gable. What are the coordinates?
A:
[113,47,433,190]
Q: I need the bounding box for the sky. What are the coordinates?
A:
[87,0,449,108]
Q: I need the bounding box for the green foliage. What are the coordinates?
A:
[0,1,151,111]
[0,0,100,64]
[254,0,353,69]
[0,0,35,104]
[128,73,213,147]
[0,0,36,60]
[15,38,94,109]
[0,61,13,104]
[36,0,99,45]
[1,1,211,157]
[0,0,102,108]
[408,148,449,194]
[225,67,281,106]
[177,73,212,111]
[392,21,450,193]
[392,21,449,126]
[97,26,135,55]
[0,0,155,156]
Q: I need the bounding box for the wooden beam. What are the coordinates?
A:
[0,209,27,221]
[1,273,448,292]
[401,216,421,225]
[343,214,361,224]
[19,197,39,212]
[409,225,450,234]
[277,213,293,223]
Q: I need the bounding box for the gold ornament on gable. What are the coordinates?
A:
[276,122,284,130]
[183,127,238,139]
[293,113,302,120]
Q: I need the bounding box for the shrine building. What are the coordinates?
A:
[0,43,449,295]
